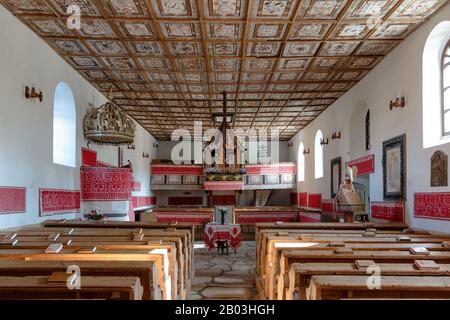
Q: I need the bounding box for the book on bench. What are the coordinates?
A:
[47,233,60,241]
[0,239,18,246]
[366,228,377,233]
[397,235,411,241]
[45,243,63,254]
[275,221,284,225]
[335,247,353,254]
[443,242,449,248]
[363,231,376,237]
[3,233,17,240]
[410,247,430,255]
[355,260,376,269]
[329,241,346,247]
[414,260,440,270]
[78,246,97,254]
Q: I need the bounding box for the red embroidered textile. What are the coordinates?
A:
[39,189,80,216]
[81,167,132,201]
[203,223,243,254]
[0,187,26,214]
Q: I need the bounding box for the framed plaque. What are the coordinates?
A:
[331,157,342,198]
[264,174,279,184]
[151,175,165,185]
[281,174,294,184]
[247,175,262,185]
[183,175,198,185]
[383,134,406,201]
[167,175,182,185]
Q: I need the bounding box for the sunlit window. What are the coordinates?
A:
[298,142,305,182]
[53,82,76,167]
[442,40,450,136]
[314,131,323,179]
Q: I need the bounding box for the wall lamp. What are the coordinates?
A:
[25,86,43,102]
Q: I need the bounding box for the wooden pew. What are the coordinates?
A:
[287,262,450,300]
[0,274,143,300]
[0,260,159,299]
[255,222,408,276]
[257,229,450,299]
[0,249,173,300]
[38,222,195,282]
[4,226,193,293]
[0,242,178,300]
[307,275,450,300]
[275,249,450,299]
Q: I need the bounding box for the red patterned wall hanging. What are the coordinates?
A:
[212,195,236,206]
[132,196,156,209]
[151,165,203,176]
[204,181,244,191]
[246,163,296,175]
[168,197,203,206]
[414,192,450,221]
[0,187,26,214]
[345,155,375,176]
[322,199,334,214]
[308,193,322,209]
[39,189,80,217]
[371,201,405,223]
[80,167,132,201]
[132,180,142,192]
[298,192,308,207]
[290,193,298,206]
[81,148,97,167]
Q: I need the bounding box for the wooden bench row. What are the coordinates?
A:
[254,222,450,300]
[0,220,196,300]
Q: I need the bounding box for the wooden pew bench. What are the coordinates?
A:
[307,275,450,300]
[0,249,173,300]
[0,274,143,300]
[0,260,160,300]
[288,262,450,300]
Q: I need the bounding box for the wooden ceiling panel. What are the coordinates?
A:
[1,0,447,140]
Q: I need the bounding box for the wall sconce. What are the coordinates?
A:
[332,132,341,140]
[287,142,293,147]
[142,153,150,158]
[303,148,310,155]
[390,96,405,110]
[320,138,329,146]
[128,144,136,150]
[153,143,159,148]
[25,86,43,102]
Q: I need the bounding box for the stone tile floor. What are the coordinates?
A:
[189,241,257,300]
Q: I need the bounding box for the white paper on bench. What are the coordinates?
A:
[150,248,171,301]
[274,243,319,248]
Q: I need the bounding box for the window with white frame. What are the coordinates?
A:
[423,21,450,148]
[298,142,305,182]
[442,40,450,136]
[314,131,324,179]
[53,82,76,167]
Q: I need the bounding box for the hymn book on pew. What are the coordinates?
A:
[335,247,353,254]
[443,242,449,247]
[397,235,412,241]
[414,260,440,270]
[0,238,18,246]
[78,246,97,254]
[410,247,431,255]
[355,260,376,269]
[45,243,64,254]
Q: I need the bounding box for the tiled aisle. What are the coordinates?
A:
[189,241,257,300]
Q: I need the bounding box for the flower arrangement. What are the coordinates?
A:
[87,210,104,221]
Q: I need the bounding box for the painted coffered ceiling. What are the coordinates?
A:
[1,0,447,140]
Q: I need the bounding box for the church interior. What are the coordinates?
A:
[0,0,450,301]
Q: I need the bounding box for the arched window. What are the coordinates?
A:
[297,143,305,182]
[442,40,450,136]
[314,130,324,179]
[423,21,450,148]
[53,82,76,167]
[365,110,371,150]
